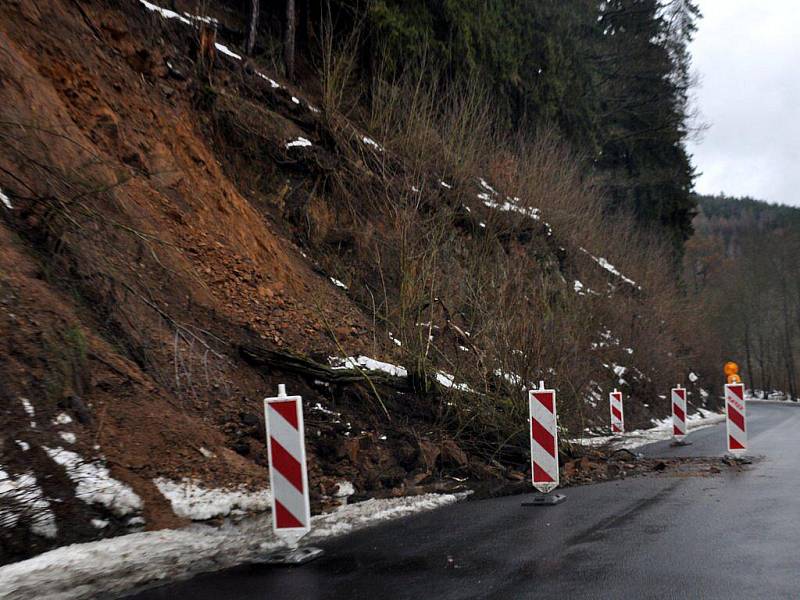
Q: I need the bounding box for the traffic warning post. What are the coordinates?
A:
[609,389,624,434]
[725,383,747,455]
[522,382,565,506]
[264,384,322,564]
[671,386,688,443]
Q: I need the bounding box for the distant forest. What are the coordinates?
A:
[687,194,800,398]
[246,0,701,252]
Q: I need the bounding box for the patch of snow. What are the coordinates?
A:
[689,372,699,383]
[53,413,72,425]
[478,177,497,195]
[91,519,110,529]
[20,398,34,417]
[592,328,620,349]
[59,432,77,444]
[579,247,640,289]
[388,332,402,347]
[333,481,355,498]
[138,0,191,24]
[198,447,215,459]
[584,385,602,408]
[0,469,58,539]
[1,188,12,209]
[330,277,348,290]
[15,440,30,452]
[434,371,473,393]
[574,280,584,294]
[494,369,526,387]
[439,181,452,189]
[214,43,241,60]
[127,516,146,527]
[362,137,384,152]
[154,478,271,521]
[329,356,407,378]
[0,492,467,600]
[572,409,725,450]
[44,447,142,517]
[183,12,217,25]
[140,1,215,26]
[291,96,300,104]
[286,137,312,149]
[312,402,339,417]
[256,72,281,89]
[482,197,541,222]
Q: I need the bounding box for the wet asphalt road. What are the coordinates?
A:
[129,401,800,599]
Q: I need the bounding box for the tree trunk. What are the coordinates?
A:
[743,319,754,391]
[756,330,766,392]
[246,0,260,56]
[779,277,798,399]
[239,343,412,391]
[298,0,313,53]
[284,0,296,81]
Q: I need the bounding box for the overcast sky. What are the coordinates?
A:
[687,0,800,206]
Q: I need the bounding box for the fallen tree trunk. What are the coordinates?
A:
[238,343,413,392]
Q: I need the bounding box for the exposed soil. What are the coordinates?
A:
[0,0,499,563]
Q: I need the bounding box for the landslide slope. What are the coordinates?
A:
[0,0,376,560]
[0,0,703,563]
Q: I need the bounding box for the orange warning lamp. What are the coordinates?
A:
[724,362,741,384]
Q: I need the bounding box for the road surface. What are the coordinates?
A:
[129,401,800,599]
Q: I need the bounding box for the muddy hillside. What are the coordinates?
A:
[0,0,715,563]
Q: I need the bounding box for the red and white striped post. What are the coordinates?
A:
[264,384,318,561]
[725,383,747,455]
[671,386,687,442]
[609,389,624,434]
[524,381,565,505]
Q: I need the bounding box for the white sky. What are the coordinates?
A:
[687,0,800,206]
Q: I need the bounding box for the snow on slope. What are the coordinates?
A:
[0,470,57,539]
[0,492,467,600]
[1,187,12,209]
[572,408,725,450]
[329,355,473,393]
[154,478,271,521]
[579,247,641,289]
[44,447,142,517]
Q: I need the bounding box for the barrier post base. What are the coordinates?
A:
[264,546,324,565]
[521,493,566,506]
[722,454,752,465]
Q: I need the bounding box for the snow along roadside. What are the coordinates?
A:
[0,492,467,600]
[571,408,726,450]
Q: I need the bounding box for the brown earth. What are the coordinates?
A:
[0,0,397,562]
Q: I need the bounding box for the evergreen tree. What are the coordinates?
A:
[295,0,701,251]
[592,0,700,251]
